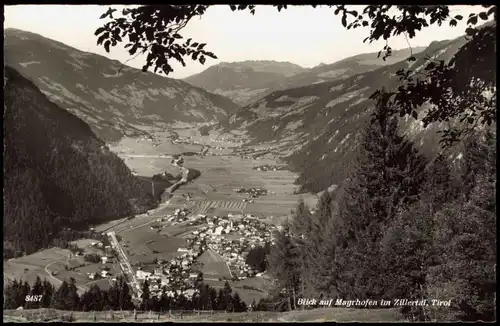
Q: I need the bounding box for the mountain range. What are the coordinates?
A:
[4,26,486,202]
[183,47,426,106]
[4,28,240,142]
[225,37,470,192]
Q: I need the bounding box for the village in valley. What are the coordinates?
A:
[73,204,279,303]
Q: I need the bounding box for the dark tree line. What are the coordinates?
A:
[83,253,102,264]
[4,275,254,313]
[266,93,496,321]
[3,66,156,259]
[245,243,271,273]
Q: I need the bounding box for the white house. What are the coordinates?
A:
[184,289,196,298]
[101,256,108,265]
[214,226,224,235]
[136,270,152,279]
[101,270,111,278]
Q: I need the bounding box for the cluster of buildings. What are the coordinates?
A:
[87,269,113,280]
[235,187,268,198]
[185,214,275,278]
[153,208,194,228]
[135,211,277,298]
[134,243,204,299]
[253,164,287,172]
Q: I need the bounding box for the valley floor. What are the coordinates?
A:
[3,126,317,305]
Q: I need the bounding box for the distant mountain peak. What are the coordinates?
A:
[4,28,240,142]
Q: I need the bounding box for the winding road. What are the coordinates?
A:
[44,254,87,295]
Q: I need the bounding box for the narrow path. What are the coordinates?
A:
[44,256,87,294]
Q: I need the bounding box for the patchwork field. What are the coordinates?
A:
[119,154,317,219]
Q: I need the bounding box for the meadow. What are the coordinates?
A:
[4,246,121,294]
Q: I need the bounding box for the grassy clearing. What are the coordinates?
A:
[3,247,121,293]
[118,224,188,264]
[4,247,71,288]
[196,249,231,279]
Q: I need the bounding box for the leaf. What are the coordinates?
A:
[230,5,237,11]
[408,56,416,62]
[454,15,463,20]
[362,21,369,27]
[198,43,206,50]
[96,34,107,46]
[200,56,206,65]
[467,15,478,25]
[104,40,111,53]
[411,111,418,119]
[192,42,199,47]
[341,15,347,27]
[94,27,105,36]
[449,19,457,27]
[479,12,489,20]
[465,27,477,36]
[377,50,382,58]
[129,44,138,55]
[173,34,183,39]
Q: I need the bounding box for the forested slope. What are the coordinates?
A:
[3,66,156,258]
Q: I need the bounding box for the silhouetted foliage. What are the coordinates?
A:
[245,243,270,273]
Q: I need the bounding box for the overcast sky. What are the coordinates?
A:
[4,5,483,79]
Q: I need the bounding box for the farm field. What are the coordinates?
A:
[4,247,120,294]
[196,248,232,279]
[107,126,318,224]
[118,223,188,265]
[118,154,317,219]
[201,276,272,304]
[4,247,72,288]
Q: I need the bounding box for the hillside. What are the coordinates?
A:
[183,60,307,106]
[183,48,424,106]
[4,28,241,142]
[227,35,475,193]
[3,66,156,259]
